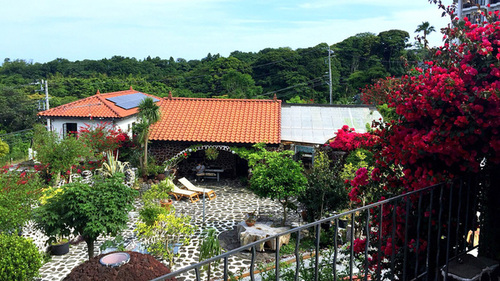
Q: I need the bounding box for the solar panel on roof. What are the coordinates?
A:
[106,93,159,110]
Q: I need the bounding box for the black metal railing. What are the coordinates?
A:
[152,177,480,281]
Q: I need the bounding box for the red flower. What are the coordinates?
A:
[353,238,367,254]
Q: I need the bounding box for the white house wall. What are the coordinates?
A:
[49,116,137,138]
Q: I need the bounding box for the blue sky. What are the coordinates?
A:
[1,0,454,63]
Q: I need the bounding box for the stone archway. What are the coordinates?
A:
[164,145,243,179]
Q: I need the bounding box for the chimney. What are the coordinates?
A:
[96,89,100,95]
[168,91,172,99]
[273,93,277,101]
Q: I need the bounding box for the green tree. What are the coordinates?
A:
[137,97,160,171]
[286,95,307,104]
[375,29,410,76]
[32,124,92,184]
[33,173,137,259]
[0,139,8,158]
[244,144,307,225]
[415,21,436,48]
[299,150,348,221]
[221,70,261,99]
[0,86,37,133]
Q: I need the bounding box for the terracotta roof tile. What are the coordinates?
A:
[149,97,281,144]
[38,89,160,119]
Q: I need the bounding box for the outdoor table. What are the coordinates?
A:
[204,168,224,181]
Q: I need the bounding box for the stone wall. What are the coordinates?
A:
[149,141,191,163]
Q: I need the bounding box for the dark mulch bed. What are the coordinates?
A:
[63,251,176,281]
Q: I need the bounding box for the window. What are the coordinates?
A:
[63,123,78,137]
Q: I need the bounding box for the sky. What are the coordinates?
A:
[1,0,455,64]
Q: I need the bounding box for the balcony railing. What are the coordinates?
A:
[152,177,482,281]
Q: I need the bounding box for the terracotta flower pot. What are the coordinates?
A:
[160,199,173,211]
[245,219,256,227]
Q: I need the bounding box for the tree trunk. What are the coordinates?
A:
[281,198,288,226]
[320,191,325,219]
[144,130,149,170]
[85,237,95,260]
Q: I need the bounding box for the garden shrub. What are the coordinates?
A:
[241,144,307,226]
[0,169,42,233]
[0,139,8,158]
[139,205,168,226]
[299,150,347,221]
[33,173,138,259]
[0,233,43,281]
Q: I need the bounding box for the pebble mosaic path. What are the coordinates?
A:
[23,179,302,281]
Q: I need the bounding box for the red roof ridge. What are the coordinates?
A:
[160,97,280,103]
[95,94,121,118]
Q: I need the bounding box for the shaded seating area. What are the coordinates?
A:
[169,185,200,203]
[179,177,217,200]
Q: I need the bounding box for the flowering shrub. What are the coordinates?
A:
[0,168,42,233]
[327,125,377,152]
[345,1,500,274]
[361,77,402,106]
[78,122,125,156]
[375,12,500,188]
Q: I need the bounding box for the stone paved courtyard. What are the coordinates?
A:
[23,179,302,281]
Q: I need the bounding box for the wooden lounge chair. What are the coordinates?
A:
[178,177,217,200]
[169,185,200,203]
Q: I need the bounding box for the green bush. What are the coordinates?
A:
[0,171,43,234]
[139,205,168,226]
[0,233,43,280]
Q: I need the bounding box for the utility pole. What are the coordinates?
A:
[35,79,51,129]
[44,79,50,129]
[328,45,333,104]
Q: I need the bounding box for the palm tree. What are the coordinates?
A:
[415,21,436,48]
[138,97,160,171]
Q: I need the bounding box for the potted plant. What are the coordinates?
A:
[205,147,219,161]
[245,211,257,227]
[337,210,351,229]
[49,238,70,255]
[33,186,71,255]
[135,209,196,267]
[139,205,169,227]
[142,178,175,211]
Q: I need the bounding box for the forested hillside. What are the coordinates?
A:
[0,29,425,134]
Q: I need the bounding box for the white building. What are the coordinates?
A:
[456,0,500,22]
[38,87,160,137]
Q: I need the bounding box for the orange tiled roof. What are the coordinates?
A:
[38,88,160,119]
[149,97,281,144]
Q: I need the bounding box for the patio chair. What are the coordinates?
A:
[169,184,200,203]
[178,177,217,200]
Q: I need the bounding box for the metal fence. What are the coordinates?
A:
[153,177,480,281]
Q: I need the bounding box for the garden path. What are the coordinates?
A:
[24,179,302,281]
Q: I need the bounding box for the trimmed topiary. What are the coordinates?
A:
[0,233,43,280]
